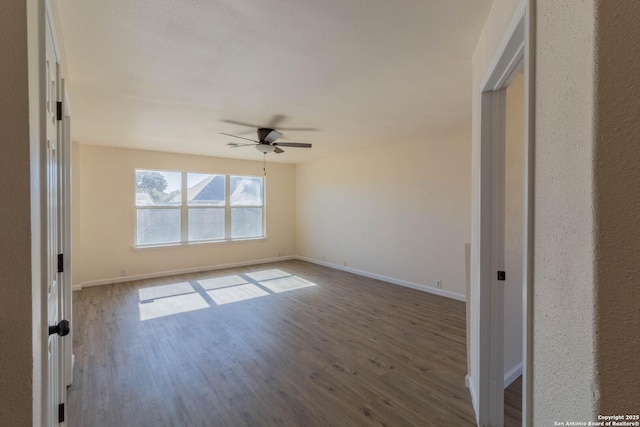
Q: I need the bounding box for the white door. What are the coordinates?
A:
[45,9,68,426]
[60,77,74,390]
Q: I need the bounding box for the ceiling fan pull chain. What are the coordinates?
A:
[263,153,267,176]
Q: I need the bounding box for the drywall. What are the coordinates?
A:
[72,141,81,286]
[468,0,522,411]
[470,0,640,422]
[533,0,599,422]
[592,0,640,412]
[0,1,37,425]
[296,126,471,298]
[503,72,523,385]
[75,145,296,285]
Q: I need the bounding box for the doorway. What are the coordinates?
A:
[473,2,534,426]
[503,71,524,426]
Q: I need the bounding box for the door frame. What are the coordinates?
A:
[43,0,70,424]
[60,77,73,389]
[476,1,535,425]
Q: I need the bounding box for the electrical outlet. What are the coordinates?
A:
[343,260,347,267]
[278,252,281,257]
[435,280,442,288]
[121,269,128,277]
[322,256,326,261]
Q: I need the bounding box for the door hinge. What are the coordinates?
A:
[56,101,62,121]
[57,253,64,273]
[497,271,506,281]
[58,403,65,423]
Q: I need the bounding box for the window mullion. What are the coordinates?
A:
[225,175,231,239]
[181,171,188,243]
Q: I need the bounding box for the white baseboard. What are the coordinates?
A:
[466,374,479,422]
[295,256,465,302]
[73,256,294,291]
[74,255,467,304]
[504,362,522,388]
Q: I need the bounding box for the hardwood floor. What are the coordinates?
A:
[504,376,523,427]
[68,260,520,426]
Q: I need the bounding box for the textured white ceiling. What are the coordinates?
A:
[55,0,492,164]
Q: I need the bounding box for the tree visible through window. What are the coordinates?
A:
[135,170,264,246]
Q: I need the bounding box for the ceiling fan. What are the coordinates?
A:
[222,127,312,154]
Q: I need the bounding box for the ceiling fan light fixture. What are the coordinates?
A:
[255,144,276,154]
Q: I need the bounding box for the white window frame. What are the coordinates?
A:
[135,170,265,247]
[229,175,265,240]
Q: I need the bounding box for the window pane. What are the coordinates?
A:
[135,170,182,206]
[230,176,263,206]
[231,207,263,238]
[187,173,225,206]
[188,208,225,241]
[136,209,181,245]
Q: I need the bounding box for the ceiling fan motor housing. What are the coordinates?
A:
[257,128,274,143]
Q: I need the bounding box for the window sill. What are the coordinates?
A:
[132,236,267,251]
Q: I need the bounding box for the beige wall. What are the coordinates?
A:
[71,141,81,285]
[592,0,640,413]
[0,1,37,425]
[74,145,296,286]
[503,72,523,384]
[296,127,471,298]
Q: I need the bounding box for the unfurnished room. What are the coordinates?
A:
[2,1,639,427]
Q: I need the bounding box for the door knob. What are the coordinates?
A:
[48,319,70,337]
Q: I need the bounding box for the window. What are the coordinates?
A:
[135,170,182,246]
[230,176,264,239]
[135,170,264,246]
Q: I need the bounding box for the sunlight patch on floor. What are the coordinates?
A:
[199,275,248,290]
[245,269,291,282]
[138,281,194,301]
[259,275,317,293]
[139,292,209,320]
[138,269,318,320]
[206,283,269,305]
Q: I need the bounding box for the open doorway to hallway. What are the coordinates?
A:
[503,71,524,426]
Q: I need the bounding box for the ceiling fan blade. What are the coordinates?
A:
[273,142,312,148]
[221,119,261,128]
[264,130,283,144]
[267,114,286,128]
[277,127,318,132]
[227,142,256,148]
[274,147,285,154]
[220,132,258,143]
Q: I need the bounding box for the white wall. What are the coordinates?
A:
[471,0,640,423]
[503,72,523,385]
[533,0,598,421]
[296,127,471,299]
[74,145,296,286]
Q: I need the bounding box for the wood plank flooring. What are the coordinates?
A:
[68,260,521,426]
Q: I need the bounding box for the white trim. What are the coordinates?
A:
[296,256,466,302]
[132,236,267,251]
[466,375,479,417]
[522,2,536,424]
[481,0,526,91]
[73,255,294,291]
[504,362,522,388]
[74,255,467,303]
[474,2,530,426]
